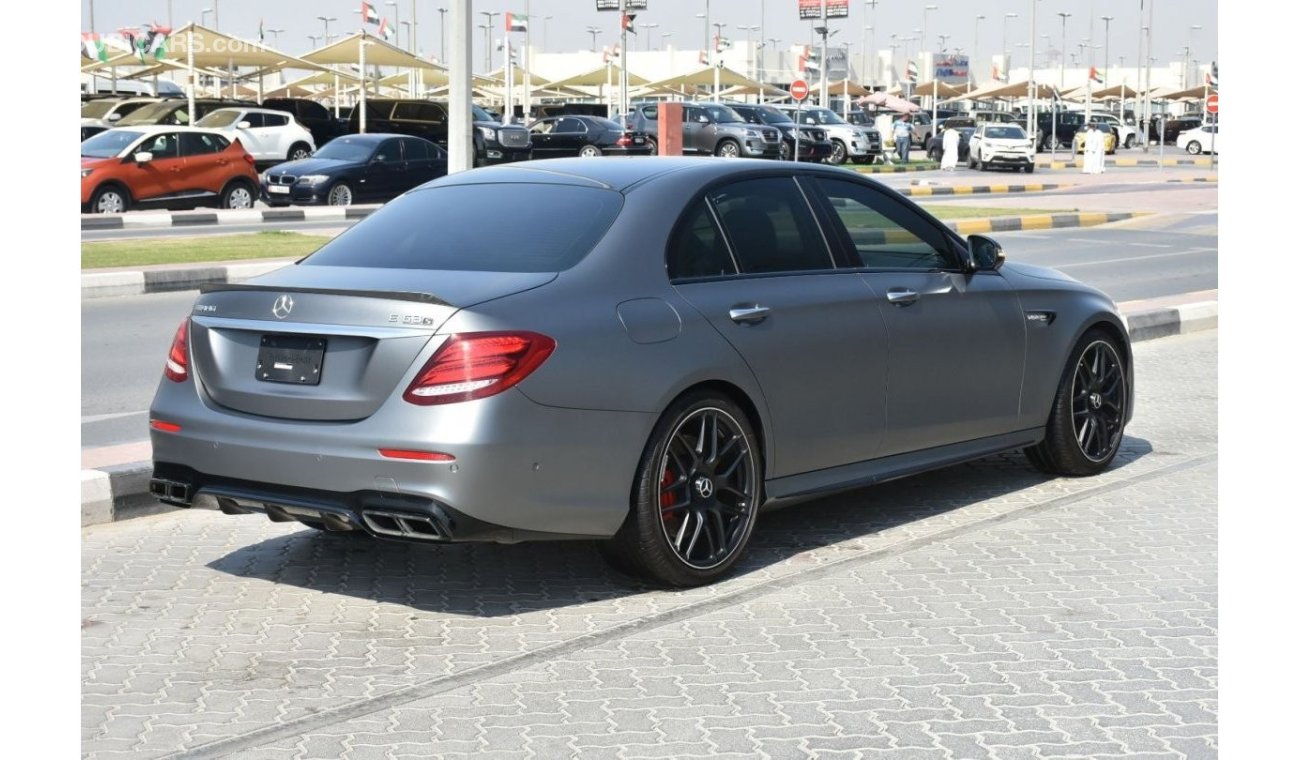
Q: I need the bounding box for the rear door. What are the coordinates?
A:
[399,137,442,188]
[552,117,589,155]
[179,132,235,195]
[669,175,889,477]
[254,111,293,159]
[810,176,1027,455]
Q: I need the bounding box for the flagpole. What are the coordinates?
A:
[619,0,629,121]
[524,0,531,122]
[505,36,514,124]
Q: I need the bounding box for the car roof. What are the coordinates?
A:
[104,125,233,137]
[435,156,858,193]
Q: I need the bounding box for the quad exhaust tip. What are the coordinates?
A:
[149,478,192,506]
[362,510,448,541]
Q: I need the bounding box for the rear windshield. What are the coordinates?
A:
[301,183,624,272]
[82,100,117,118]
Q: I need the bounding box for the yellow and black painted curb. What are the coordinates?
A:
[850,162,941,174]
[1164,177,1218,184]
[900,183,1068,197]
[849,212,1150,244]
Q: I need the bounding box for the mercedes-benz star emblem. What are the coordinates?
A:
[694,476,715,499]
[272,294,294,319]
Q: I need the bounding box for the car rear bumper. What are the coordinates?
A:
[149,378,654,541]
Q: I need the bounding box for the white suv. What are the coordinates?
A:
[968,123,1036,172]
[1088,112,1137,149]
[195,107,316,167]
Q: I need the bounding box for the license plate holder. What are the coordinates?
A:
[256,335,326,385]
[268,185,290,194]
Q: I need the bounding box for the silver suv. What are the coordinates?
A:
[774,105,883,165]
[623,102,781,158]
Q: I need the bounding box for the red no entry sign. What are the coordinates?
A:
[790,79,810,102]
[1206,94,1219,114]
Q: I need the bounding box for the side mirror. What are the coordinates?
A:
[134,151,154,164]
[968,234,1005,271]
[373,154,387,163]
[237,121,252,129]
[106,112,122,122]
[696,115,710,124]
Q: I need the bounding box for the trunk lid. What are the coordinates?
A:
[186,266,556,421]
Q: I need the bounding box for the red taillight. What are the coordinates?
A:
[616,134,632,147]
[150,420,182,433]
[164,320,189,382]
[403,331,556,406]
[242,153,256,166]
[378,448,456,461]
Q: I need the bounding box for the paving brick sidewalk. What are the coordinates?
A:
[82,332,1217,759]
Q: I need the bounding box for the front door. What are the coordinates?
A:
[809,176,1028,456]
[361,137,406,202]
[129,131,185,201]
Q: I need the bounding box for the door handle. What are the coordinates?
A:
[728,305,771,324]
[886,289,920,306]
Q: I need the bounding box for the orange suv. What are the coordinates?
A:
[81,126,260,213]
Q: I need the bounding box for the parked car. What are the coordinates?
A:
[114,98,258,127]
[81,126,259,213]
[526,115,651,158]
[1027,110,1086,151]
[259,133,447,207]
[968,123,1036,172]
[148,157,1133,587]
[195,107,316,167]
[926,127,974,162]
[621,102,782,159]
[262,98,349,147]
[1176,124,1218,155]
[1148,115,1202,144]
[81,97,161,139]
[1087,112,1137,149]
[1071,123,1118,155]
[727,103,833,162]
[773,104,883,165]
[345,99,531,166]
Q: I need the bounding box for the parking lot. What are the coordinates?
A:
[81,330,1216,759]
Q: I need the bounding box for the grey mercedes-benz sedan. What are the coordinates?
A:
[149,157,1133,587]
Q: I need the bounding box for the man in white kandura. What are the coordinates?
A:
[1083,123,1106,174]
[941,125,961,171]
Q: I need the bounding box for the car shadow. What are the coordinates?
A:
[206,437,1154,616]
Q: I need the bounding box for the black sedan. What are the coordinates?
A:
[926,127,975,162]
[259,133,447,207]
[526,116,652,158]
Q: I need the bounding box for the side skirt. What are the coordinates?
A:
[762,428,1045,510]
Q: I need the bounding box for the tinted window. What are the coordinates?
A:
[298,101,329,121]
[815,178,955,270]
[373,139,402,163]
[393,102,426,120]
[709,177,832,274]
[756,106,793,124]
[181,132,228,155]
[589,117,623,131]
[261,113,289,127]
[82,100,117,118]
[985,126,1026,139]
[667,201,737,280]
[529,119,557,134]
[302,184,624,272]
[196,110,241,127]
[555,118,586,133]
[704,105,745,123]
[640,105,658,121]
[402,137,432,160]
[81,129,144,157]
[242,112,266,128]
[313,136,376,162]
[730,107,762,125]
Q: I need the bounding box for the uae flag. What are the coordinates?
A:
[82,32,108,62]
[378,17,394,41]
[361,2,381,26]
[906,60,919,83]
[1089,66,1104,85]
[622,12,635,34]
[506,12,528,33]
[1206,62,1218,88]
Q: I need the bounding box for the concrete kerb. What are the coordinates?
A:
[81,294,1217,526]
[80,204,381,231]
[81,211,1149,299]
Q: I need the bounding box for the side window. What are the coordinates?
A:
[530,119,556,134]
[261,113,289,127]
[415,102,443,122]
[709,177,834,275]
[301,101,328,122]
[180,132,224,156]
[392,102,422,120]
[140,132,181,159]
[373,139,401,163]
[167,108,189,125]
[642,106,658,122]
[666,200,737,280]
[814,178,956,270]
[402,138,431,160]
[241,112,265,128]
[556,118,585,133]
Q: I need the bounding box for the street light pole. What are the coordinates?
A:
[586,26,602,53]
[480,11,500,71]
[862,0,878,86]
[437,7,447,61]
[972,15,984,91]
[1143,1,1154,152]
[1002,12,1017,83]
[643,23,659,51]
[1100,15,1114,86]
[1186,24,1203,89]
[1028,0,1038,148]
[1057,11,1071,89]
[386,2,401,49]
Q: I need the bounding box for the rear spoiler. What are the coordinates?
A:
[199,283,450,306]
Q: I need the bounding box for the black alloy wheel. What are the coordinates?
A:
[1026,330,1128,476]
[604,393,760,587]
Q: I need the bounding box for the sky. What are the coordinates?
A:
[84,1,1217,74]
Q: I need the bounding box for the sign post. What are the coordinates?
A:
[1206,93,1218,168]
[791,78,809,162]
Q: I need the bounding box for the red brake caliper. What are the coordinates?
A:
[659,467,676,512]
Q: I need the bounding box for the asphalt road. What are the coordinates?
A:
[81,330,1217,759]
[79,218,1217,453]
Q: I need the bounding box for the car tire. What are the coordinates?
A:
[287,142,312,161]
[602,391,762,587]
[578,144,603,157]
[715,139,741,158]
[219,181,256,210]
[326,181,354,206]
[1024,329,1128,477]
[1186,141,1202,155]
[863,155,876,165]
[1025,164,1035,173]
[645,137,658,155]
[828,139,847,165]
[1124,134,1136,149]
[978,154,988,171]
[89,184,131,214]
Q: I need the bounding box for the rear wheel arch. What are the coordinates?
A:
[648,380,769,481]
